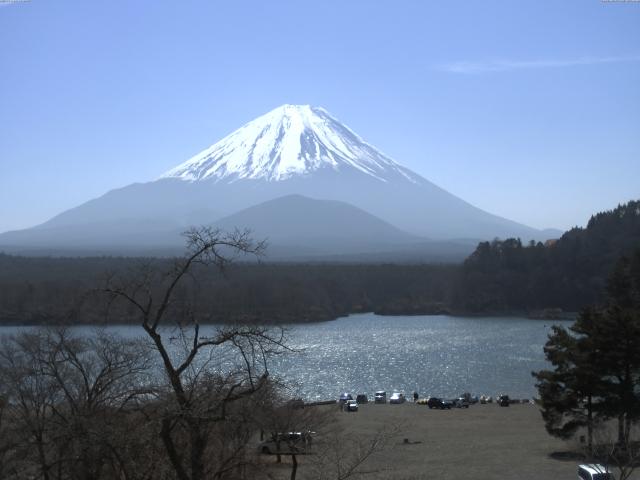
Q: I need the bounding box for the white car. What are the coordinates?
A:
[577,464,615,480]
[345,399,358,412]
[389,392,406,404]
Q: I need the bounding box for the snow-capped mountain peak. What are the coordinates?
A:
[160,104,421,183]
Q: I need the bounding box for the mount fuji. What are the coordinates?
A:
[160,104,423,185]
[0,104,558,258]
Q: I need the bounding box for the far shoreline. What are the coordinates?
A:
[0,308,579,328]
[0,309,578,328]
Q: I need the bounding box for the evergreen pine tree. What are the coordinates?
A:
[533,310,602,451]
[534,248,640,451]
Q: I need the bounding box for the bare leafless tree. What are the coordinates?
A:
[256,383,334,480]
[0,391,7,477]
[589,422,640,480]
[38,329,154,480]
[0,328,154,480]
[103,227,291,480]
[0,331,62,480]
[306,422,401,480]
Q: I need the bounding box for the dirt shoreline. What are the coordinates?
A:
[261,401,636,480]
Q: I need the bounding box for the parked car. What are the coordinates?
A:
[389,392,406,404]
[427,397,452,409]
[498,395,510,407]
[345,399,359,412]
[577,464,615,480]
[259,432,311,455]
[453,397,470,408]
[339,393,353,405]
[356,394,368,404]
[374,391,387,404]
[460,392,479,404]
[287,398,305,409]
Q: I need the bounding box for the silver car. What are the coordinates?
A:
[374,391,387,404]
[577,464,615,480]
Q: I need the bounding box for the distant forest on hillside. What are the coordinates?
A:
[0,200,639,325]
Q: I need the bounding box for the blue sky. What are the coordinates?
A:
[1,0,639,233]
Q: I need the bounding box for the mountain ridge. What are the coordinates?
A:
[0,104,561,255]
[212,194,421,255]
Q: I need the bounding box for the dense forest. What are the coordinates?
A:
[0,200,638,325]
[456,200,640,313]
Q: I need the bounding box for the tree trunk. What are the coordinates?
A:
[290,454,298,480]
[618,414,625,446]
[587,394,593,455]
[161,418,189,480]
[190,424,207,480]
[36,434,50,480]
[624,413,631,446]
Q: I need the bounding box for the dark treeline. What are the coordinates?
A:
[456,200,640,313]
[0,200,639,325]
[0,258,458,324]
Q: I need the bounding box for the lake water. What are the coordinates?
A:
[0,313,571,401]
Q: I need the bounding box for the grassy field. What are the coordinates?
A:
[259,401,635,480]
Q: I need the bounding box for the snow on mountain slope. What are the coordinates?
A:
[0,104,560,254]
[160,104,422,184]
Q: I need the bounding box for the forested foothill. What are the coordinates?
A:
[0,200,638,326]
[455,200,640,314]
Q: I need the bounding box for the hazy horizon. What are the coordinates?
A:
[1,1,639,234]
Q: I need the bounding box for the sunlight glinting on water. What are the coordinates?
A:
[267,313,572,401]
[0,313,571,401]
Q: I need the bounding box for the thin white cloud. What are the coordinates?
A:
[438,55,640,74]
[0,0,31,6]
[0,1,31,7]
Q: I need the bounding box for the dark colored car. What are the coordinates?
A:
[287,398,305,409]
[442,399,454,409]
[356,394,368,404]
[427,397,452,409]
[498,395,510,407]
[339,393,353,405]
[460,392,479,404]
